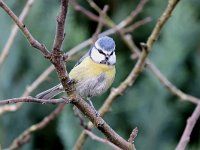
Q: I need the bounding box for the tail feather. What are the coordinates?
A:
[36,84,63,99]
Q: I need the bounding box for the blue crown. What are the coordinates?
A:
[96,36,115,51]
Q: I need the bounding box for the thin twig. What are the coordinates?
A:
[8,104,65,150]
[175,102,200,150]
[124,35,200,105]
[66,16,150,57]
[71,97,134,150]
[0,0,50,56]
[52,0,68,53]
[0,0,34,65]
[0,97,69,105]
[87,0,102,13]
[84,130,122,150]
[70,0,98,21]
[118,0,148,29]
[128,127,138,143]
[122,17,151,33]
[92,5,109,43]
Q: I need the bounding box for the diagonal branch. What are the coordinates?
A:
[92,5,109,43]
[84,130,121,150]
[0,0,50,57]
[124,35,200,105]
[0,0,34,65]
[175,102,200,150]
[70,0,98,20]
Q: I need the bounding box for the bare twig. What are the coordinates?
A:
[71,97,134,150]
[122,17,151,33]
[147,62,200,104]
[0,0,50,57]
[52,0,68,53]
[84,130,122,150]
[124,35,200,105]
[128,127,138,143]
[117,0,149,29]
[146,0,180,50]
[87,0,148,29]
[87,0,102,13]
[0,0,34,65]
[8,104,65,150]
[176,102,200,150]
[124,0,181,83]
[0,97,69,105]
[92,5,109,43]
[66,16,150,58]
[70,0,98,21]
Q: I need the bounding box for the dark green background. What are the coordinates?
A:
[0,0,200,149]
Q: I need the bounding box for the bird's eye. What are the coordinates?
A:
[98,49,105,55]
[109,51,114,56]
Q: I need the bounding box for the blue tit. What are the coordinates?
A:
[36,36,116,108]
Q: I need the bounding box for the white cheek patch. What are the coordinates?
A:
[109,52,116,65]
[90,48,105,63]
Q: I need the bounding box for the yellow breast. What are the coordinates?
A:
[69,57,115,86]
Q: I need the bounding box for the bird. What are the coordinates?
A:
[36,36,116,112]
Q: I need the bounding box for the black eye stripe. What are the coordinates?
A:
[110,51,113,56]
[98,50,105,55]
[94,46,106,56]
[94,45,114,56]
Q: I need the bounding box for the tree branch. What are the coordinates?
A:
[70,0,111,27]
[124,35,200,105]
[52,0,68,53]
[0,0,50,56]
[92,5,109,43]
[176,102,200,150]
[0,97,69,105]
[84,130,121,150]
[122,17,151,33]
[0,0,34,65]
[128,127,139,143]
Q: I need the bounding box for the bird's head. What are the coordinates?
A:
[90,36,116,65]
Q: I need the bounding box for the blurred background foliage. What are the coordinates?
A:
[0,0,200,150]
